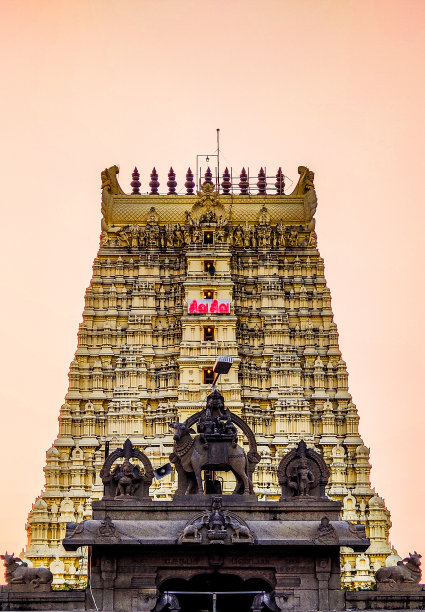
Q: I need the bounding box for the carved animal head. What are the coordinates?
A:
[172,422,196,441]
[405,552,422,567]
[1,553,15,567]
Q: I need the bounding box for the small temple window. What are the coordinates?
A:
[203,367,214,384]
[203,289,214,299]
[204,260,215,275]
[203,326,215,341]
[204,231,214,245]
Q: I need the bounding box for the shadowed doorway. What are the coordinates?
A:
[159,573,273,612]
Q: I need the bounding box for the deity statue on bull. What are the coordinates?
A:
[170,389,255,496]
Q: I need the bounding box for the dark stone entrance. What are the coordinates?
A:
[159,574,272,612]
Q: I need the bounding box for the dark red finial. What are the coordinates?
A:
[257,167,266,195]
[204,167,213,185]
[167,166,177,195]
[275,167,285,195]
[149,167,159,195]
[239,167,249,194]
[221,167,231,194]
[185,167,195,194]
[131,167,141,195]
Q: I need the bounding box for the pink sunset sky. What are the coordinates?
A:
[0,0,424,566]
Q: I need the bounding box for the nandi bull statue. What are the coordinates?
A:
[376,551,422,585]
[170,389,254,495]
[1,553,53,590]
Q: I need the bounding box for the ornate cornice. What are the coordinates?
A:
[101,166,317,229]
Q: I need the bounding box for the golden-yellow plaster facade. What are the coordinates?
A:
[24,165,393,588]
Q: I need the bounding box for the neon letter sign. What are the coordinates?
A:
[188,299,230,314]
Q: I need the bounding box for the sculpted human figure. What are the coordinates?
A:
[129,224,140,248]
[289,228,298,247]
[148,225,159,247]
[172,390,254,495]
[276,222,286,247]
[243,221,251,247]
[216,225,227,243]
[208,497,227,532]
[264,225,272,246]
[308,231,317,247]
[166,225,174,247]
[111,458,143,497]
[258,205,270,225]
[314,516,338,544]
[233,225,243,246]
[193,225,203,244]
[146,206,159,225]
[175,224,184,246]
[288,457,314,496]
[139,227,146,248]
[183,225,192,245]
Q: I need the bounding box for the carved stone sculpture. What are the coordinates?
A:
[178,496,253,544]
[155,592,181,611]
[314,517,338,545]
[375,552,422,585]
[100,438,154,500]
[1,553,53,590]
[291,165,315,196]
[251,591,283,612]
[96,516,121,541]
[170,390,254,495]
[101,165,125,195]
[277,440,330,500]
[258,205,270,225]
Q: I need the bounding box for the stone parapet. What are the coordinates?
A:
[346,586,425,610]
[0,588,86,610]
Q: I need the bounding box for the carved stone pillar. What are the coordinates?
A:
[100,556,117,611]
[315,557,331,611]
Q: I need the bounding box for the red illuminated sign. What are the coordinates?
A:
[188,300,230,314]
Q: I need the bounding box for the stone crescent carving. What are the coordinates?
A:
[277,440,329,500]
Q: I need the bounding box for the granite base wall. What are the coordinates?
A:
[0,589,87,611]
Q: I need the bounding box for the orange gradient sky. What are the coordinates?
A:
[0,0,424,565]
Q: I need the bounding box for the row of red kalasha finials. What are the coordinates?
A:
[130,166,286,195]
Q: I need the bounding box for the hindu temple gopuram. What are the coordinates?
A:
[3,163,421,611]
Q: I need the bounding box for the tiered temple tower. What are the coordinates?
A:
[24,164,393,588]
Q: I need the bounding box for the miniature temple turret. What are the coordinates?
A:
[24,163,393,589]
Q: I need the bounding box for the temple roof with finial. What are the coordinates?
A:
[149,167,159,195]
[239,167,249,195]
[275,167,285,195]
[167,167,177,195]
[185,167,195,195]
[131,167,141,195]
[221,167,231,194]
[100,164,317,227]
[204,167,213,185]
[257,167,266,195]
